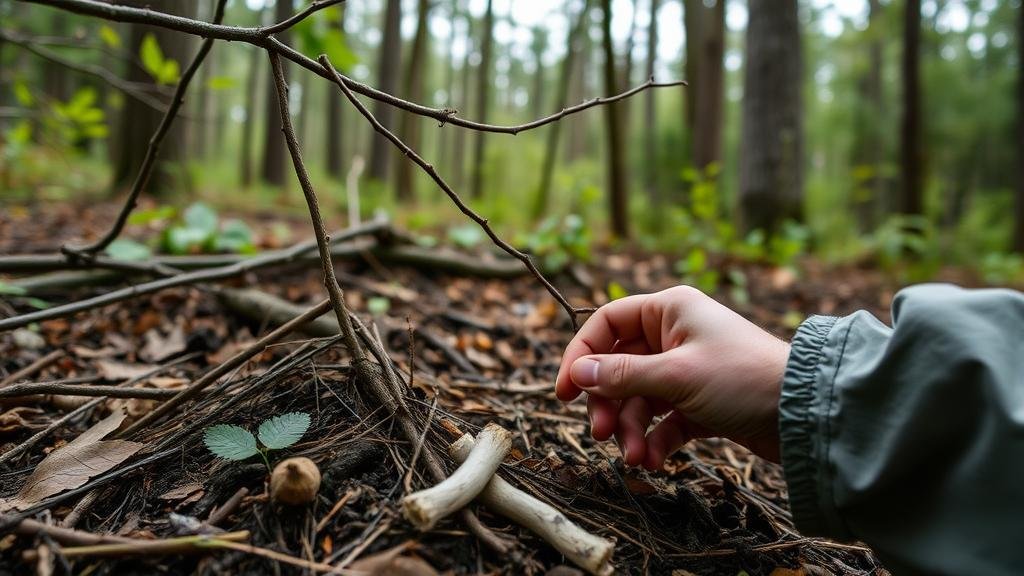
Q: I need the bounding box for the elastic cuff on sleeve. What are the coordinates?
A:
[779,314,838,537]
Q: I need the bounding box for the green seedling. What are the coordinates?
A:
[203,412,311,471]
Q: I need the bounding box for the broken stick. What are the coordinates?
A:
[450,434,615,576]
[401,423,512,530]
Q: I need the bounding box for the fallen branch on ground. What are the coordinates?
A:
[20,530,250,561]
[401,423,512,530]
[450,434,615,576]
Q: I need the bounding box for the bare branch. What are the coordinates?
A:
[268,49,364,362]
[20,0,684,136]
[0,382,198,400]
[320,55,590,329]
[116,298,332,438]
[63,0,229,257]
[0,220,387,333]
[0,29,168,112]
[260,0,346,36]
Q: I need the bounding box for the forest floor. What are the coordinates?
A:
[0,201,947,575]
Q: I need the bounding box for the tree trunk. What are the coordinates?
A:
[683,0,699,157]
[643,0,661,205]
[692,0,725,172]
[240,43,261,188]
[852,0,885,231]
[395,0,431,200]
[368,0,402,183]
[469,0,495,199]
[113,0,194,196]
[1015,2,1024,251]
[532,0,592,220]
[566,12,593,162]
[260,0,291,187]
[900,0,923,216]
[452,7,474,191]
[530,26,548,120]
[438,1,460,183]
[738,0,803,233]
[600,0,629,238]
[326,6,346,180]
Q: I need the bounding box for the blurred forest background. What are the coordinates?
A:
[1,0,1022,286]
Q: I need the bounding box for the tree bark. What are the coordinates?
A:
[113,0,194,196]
[240,42,261,188]
[566,11,593,162]
[530,26,548,120]
[738,0,803,233]
[643,0,660,205]
[532,0,592,220]
[600,0,629,238]
[1016,2,1024,252]
[367,0,402,183]
[260,0,291,187]
[326,6,346,180]
[452,5,474,191]
[395,0,431,200]
[469,0,495,199]
[852,0,885,231]
[900,0,923,216]
[683,0,699,158]
[692,0,725,172]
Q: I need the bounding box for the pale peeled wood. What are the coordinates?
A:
[401,423,512,530]
[450,434,615,576]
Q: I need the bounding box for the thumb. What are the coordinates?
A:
[569,351,684,402]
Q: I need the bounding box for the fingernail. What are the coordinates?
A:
[570,358,599,388]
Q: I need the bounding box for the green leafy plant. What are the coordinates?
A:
[139,33,180,85]
[162,202,256,255]
[203,412,311,471]
[517,214,592,272]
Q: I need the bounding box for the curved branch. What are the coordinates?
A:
[0,29,168,112]
[0,221,387,333]
[260,0,346,35]
[21,0,684,135]
[320,55,590,329]
[64,0,229,256]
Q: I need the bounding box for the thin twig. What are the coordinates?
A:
[260,0,346,35]
[64,0,229,257]
[20,0,683,136]
[30,531,250,559]
[116,298,333,438]
[0,354,197,466]
[0,28,168,112]
[0,349,64,388]
[0,382,195,400]
[0,221,387,333]
[207,487,249,527]
[268,49,364,363]
[320,56,588,329]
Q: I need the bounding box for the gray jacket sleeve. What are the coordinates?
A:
[780,283,1024,576]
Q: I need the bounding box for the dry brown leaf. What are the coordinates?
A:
[140,323,187,363]
[69,345,122,359]
[464,347,500,371]
[159,482,204,501]
[0,407,46,434]
[349,543,438,576]
[95,360,156,381]
[0,409,143,511]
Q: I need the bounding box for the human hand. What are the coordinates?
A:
[555,286,790,468]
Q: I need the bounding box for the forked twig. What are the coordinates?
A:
[63,0,229,257]
[319,56,594,329]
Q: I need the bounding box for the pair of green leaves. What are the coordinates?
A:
[140,33,180,85]
[203,412,311,462]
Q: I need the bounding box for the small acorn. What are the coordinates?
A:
[270,457,321,505]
